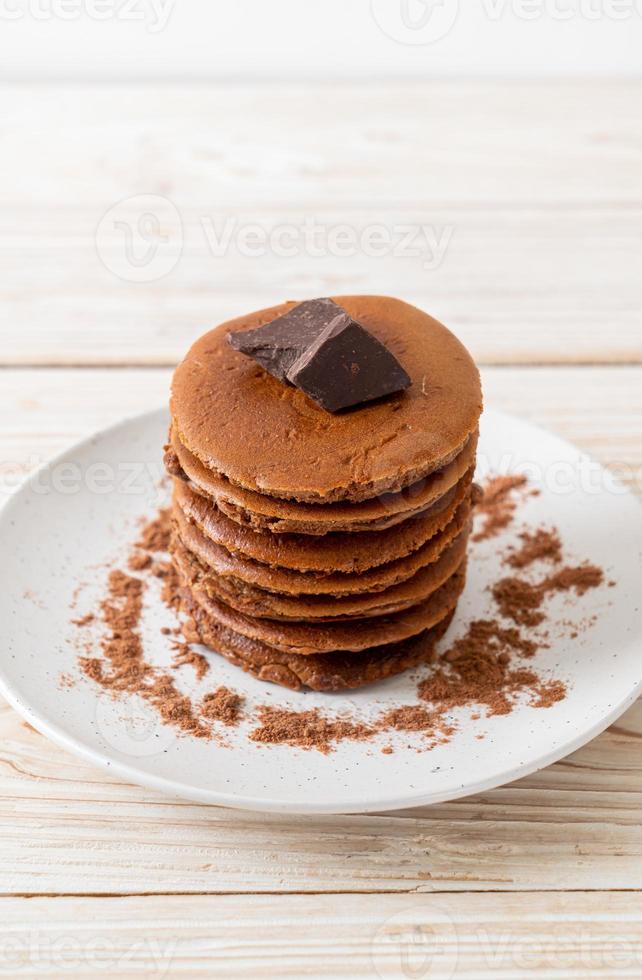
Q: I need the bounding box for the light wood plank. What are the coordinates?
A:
[0,76,638,946]
[3,81,641,209]
[2,206,641,366]
[0,81,640,365]
[0,367,639,497]
[1,679,642,895]
[0,892,641,978]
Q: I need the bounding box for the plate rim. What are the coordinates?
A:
[0,404,640,815]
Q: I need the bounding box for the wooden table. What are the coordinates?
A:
[0,80,640,978]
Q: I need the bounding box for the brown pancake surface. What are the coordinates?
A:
[168,426,478,535]
[182,597,455,692]
[172,525,468,621]
[179,563,467,655]
[170,296,482,503]
[173,494,472,596]
[173,469,472,574]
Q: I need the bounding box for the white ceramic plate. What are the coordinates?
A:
[0,407,640,814]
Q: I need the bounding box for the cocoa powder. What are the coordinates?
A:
[530,680,567,709]
[491,577,547,628]
[472,475,531,542]
[493,563,605,627]
[144,672,210,739]
[381,705,437,732]
[71,612,94,627]
[136,509,171,553]
[506,527,562,569]
[78,565,210,739]
[249,706,377,755]
[548,564,605,596]
[79,570,151,694]
[201,687,244,726]
[172,642,210,681]
[442,617,538,661]
[128,551,152,572]
[128,510,171,572]
[419,654,539,718]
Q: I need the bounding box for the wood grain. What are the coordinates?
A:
[1,697,641,897]
[4,81,641,208]
[1,77,640,967]
[2,206,641,367]
[0,367,639,496]
[0,81,640,366]
[0,892,640,978]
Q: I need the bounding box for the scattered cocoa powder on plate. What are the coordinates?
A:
[415,614,567,719]
[472,474,532,542]
[172,642,210,681]
[493,563,605,627]
[135,509,171,553]
[79,570,151,694]
[143,672,210,739]
[127,551,152,572]
[419,655,539,718]
[249,706,377,754]
[78,568,210,739]
[201,687,244,726]
[548,563,605,596]
[71,612,94,627]
[128,510,171,571]
[491,577,547,628]
[530,680,567,709]
[506,527,562,569]
[378,705,455,749]
[442,617,539,661]
[380,705,437,732]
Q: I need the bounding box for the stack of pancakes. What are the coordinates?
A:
[165,296,483,692]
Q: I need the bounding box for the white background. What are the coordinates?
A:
[0,0,641,78]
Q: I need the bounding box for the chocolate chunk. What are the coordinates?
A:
[286,312,411,412]
[228,298,411,412]
[227,298,340,382]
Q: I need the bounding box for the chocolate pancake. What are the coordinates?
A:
[178,562,467,655]
[167,426,478,535]
[172,525,469,621]
[173,494,472,597]
[170,296,483,503]
[182,597,456,692]
[172,469,472,575]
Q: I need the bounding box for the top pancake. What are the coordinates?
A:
[170,296,482,504]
